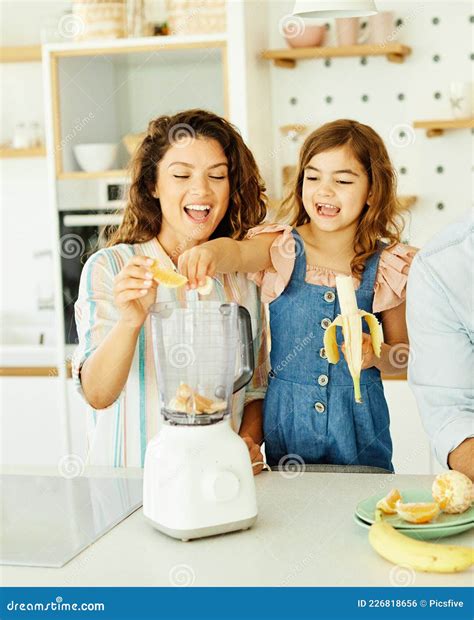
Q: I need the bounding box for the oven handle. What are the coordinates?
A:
[63,214,123,227]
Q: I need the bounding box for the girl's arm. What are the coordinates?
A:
[343,302,409,375]
[178,233,280,288]
[365,302,410,375]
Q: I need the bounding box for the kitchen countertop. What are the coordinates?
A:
[1,466,472,587]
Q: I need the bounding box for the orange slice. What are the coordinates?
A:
[193,393,214,413]
[395,500,440,524]
[432,471,473,514]
[197,276,214,296]
[151,262,187,288]
[376,488,402,514]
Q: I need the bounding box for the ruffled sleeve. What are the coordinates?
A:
[245,224,295,304]
[374,243,419,313]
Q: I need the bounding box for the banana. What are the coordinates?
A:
[368,511,474,573]
[323,275,382,403]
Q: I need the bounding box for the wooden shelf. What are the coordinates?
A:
[413,118,474,138]
[57,169,128,180]
[0,146,46,158]
[262,43,411,68]
[0,45,42,63]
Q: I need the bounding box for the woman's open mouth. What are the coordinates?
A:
[315,203,341,218]
[184,204,212,223]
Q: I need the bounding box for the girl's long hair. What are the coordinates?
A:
[107,109,267,247]
[280,119,403,278]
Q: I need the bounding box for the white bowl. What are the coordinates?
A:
[73,143,118,172]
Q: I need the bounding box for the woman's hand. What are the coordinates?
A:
[113,256,158,329]
[241,435,265,476]
[341,332,376,370]
[178,244,219,289]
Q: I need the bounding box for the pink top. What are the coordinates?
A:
[246,224,418,313]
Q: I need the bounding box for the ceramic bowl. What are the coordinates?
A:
[73,143,118,172]
[284,24,326,48]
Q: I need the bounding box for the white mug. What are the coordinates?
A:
[449,82,473,119]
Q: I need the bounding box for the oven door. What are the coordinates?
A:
[59,211,123,344]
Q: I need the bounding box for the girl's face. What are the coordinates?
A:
[302,145,372,232]
[154,137,230,244]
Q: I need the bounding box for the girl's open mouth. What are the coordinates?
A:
[184,204,212,223]
[316,203,341,217]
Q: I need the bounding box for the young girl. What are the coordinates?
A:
[179,119,418,472]
[73,109,270,469]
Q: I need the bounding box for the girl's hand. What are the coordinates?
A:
[241,436,265,476]
[341,333,376,370]
[113,256,158,329]
[178,244,218,289]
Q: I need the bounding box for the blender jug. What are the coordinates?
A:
[144,300,259,541]
[150,300,255,424]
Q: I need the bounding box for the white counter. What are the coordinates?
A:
[1,466,472,587]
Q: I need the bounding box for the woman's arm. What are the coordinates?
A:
[80,321,142,409]
[178,233,280,288]
[78,255,158,409]
[239,399,265,475]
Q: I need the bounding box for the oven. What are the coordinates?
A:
[59,209,123,344]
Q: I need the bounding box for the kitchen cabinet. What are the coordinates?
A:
[50,37,228,178]
[0,377,87,466]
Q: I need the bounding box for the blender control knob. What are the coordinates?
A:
[204,470,240,502]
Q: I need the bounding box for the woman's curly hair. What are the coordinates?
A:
[280,119,403,278]
[107,109,267,247]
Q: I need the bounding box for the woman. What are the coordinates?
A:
[72,109,269,470]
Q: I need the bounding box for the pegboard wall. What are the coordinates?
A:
[266,0,473,247]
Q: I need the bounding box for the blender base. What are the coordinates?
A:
[144,514,257,542]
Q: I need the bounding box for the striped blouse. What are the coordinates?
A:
[72,237,269,468]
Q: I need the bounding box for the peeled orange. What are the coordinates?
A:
[395,500,440,524]
[376,488,402,514]
[432,471,473,514]
[151,263,187,288]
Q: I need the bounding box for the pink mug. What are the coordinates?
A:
[367,11,396,45]
[335,17,369,46]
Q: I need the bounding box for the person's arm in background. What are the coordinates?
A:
[406,255,474,480]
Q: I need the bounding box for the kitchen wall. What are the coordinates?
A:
[1,1,72,323]
[266,0,473,246]
[1,1,471,472]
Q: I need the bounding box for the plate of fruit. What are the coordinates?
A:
[357,471,474,573]
[356,471,474,529]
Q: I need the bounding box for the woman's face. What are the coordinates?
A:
[154,137,230,245]
[302,145,372,233]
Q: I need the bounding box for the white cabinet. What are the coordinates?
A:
[0,377,87,466]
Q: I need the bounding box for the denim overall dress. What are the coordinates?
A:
[263,230,393,471]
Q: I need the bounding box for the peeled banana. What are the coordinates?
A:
[323,275,382,403]
[369,511,474,573]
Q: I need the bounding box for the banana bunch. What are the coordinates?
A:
[323,275,382,403]
[369,510,474,573]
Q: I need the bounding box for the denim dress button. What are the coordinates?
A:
[318,374,329,386]
[321,318,332,329]
[314,402,326,413]
[324,291,335,303]
[319,347,327,359]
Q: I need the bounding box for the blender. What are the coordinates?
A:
[143,300,258,541]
